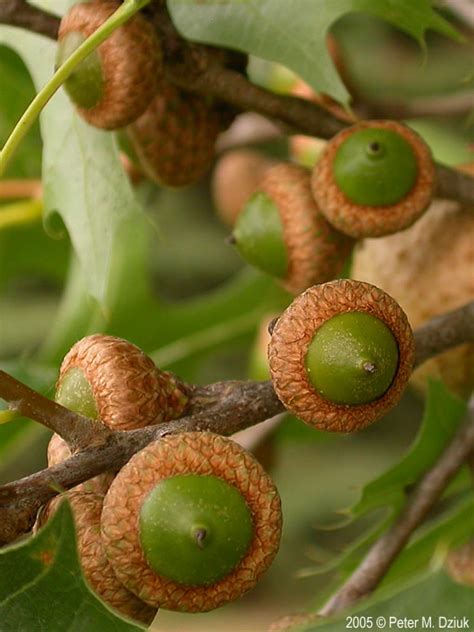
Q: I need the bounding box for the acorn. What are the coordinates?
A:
[57,1,161,130]
[212,149,276,226]
[311,120,436,238]
[100,431,282,612]
[56,334,189,430]
[232,163,355,295]
[444,539,474,587]
[127,83,223,187]
[47,433,114,495]
[268,279,414,432]
[352,198,474,398]
[43,492,156,624]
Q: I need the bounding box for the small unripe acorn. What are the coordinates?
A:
[232,163,354,295]
[56,334,189,430]
[57,1,161,130]
[444,539,474,587]
[268,279,414,432]
[43,492,156,624]
[312,120,436,238]
[47,433,114,495]
[127,83,223,188]
[211,149,276,226]
[352,198,474,399]
[101,431,282,612]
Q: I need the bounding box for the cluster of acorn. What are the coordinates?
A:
[57,1,231,187]
[40,334,282,622]
[38,276,420,622]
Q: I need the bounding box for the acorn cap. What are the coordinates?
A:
[352,199,474,399]
[57,334,189,431]
[57,1,161,130]
[212,149,276,226]
[101,432,282,612]
[47,433,114,495]
[44,492,156,625]
[235,163,354,295]
[444,539,474,587]
[127,83,222,187]
[312,120,436,238]
[268,279,414,432]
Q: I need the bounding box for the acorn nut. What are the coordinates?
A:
[311,121,436,238]
[56,334,189,430]
[100,431,282,612]
[232,163,354,295]
[43,492,156,624]
[127,83,223,187]
[57,1,161,130]
[268,279,415,432]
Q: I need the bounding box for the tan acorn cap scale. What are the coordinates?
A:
[57,1,161,130]
[233,163,354,295]
[212,149,276,226]
[44,492,156,625]
[100,431,282,612]
[312,120,436,238]
[127,82,223,188]
[47,433,114,495]
[268,279,415,432]
[352,198,474,398]
[56,334,189,430]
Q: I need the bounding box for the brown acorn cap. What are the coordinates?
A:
[47,433,114,495]
[445,539,474,587]
[127,82,222,187]
[268,279,415,432]
[58,334,189,431]
[352,198,474,398]
[100,431,282,612]
[261,163,355,295]
[312,120,436,238]
[44,492,156,624]
[58,1,162,130]
[212,149,276,226]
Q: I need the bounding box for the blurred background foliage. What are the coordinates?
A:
[0,3,473,630]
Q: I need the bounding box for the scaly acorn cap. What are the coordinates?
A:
[311,120,436,238]
[100,431,282,612]
[44,492,156,625]
[56,334,189,430]
[127,83,223,187]
[444,539,474,587]
[47,433,114,495]
[57,1,161,130]
[233,163,355,295]
[268,279,414,432]
[352,198,474,398]
[212,149,276,226]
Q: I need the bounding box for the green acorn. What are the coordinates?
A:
[101,432,282,612]
[127,83,224,188]
[57,1,161,130]
[311,121,436,238]
[232,163,354,295]
[56,334,189,430]
[268,279,415,432]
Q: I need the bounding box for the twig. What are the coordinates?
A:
[0,0,59,39]
[320,400,474,615]
[0,370,112,451]
[0,179,42,199]
[436,163,474,206]
[414,301,474,367]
